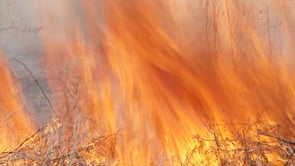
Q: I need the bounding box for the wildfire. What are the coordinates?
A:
[1,0,295,165]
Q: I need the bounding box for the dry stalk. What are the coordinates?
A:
[0,118,118,165]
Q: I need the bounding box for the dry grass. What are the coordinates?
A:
[0,119,294,165]
[0,118,117,165]
[182,122,295,166]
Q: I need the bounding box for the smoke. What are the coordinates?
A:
[0,0,49,125]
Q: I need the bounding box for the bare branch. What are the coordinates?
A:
[14,58,54,111]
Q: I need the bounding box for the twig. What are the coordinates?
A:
[0,26,20,32]
[258,130,295,145]
[0,127,44,159]
[14,58,54,111]
[0,26,42,33]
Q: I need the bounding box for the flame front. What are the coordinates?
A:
[1,0,295,165]
[40,0,295,164]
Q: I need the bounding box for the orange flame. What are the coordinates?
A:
[37,0,295,164]
[0,52,33,151]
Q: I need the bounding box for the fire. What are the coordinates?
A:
[1,0,295,165]
[0,51,33,151]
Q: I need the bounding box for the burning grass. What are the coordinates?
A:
[185,123,295,165]
[0,118,117,165]
[0,118,294,165]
